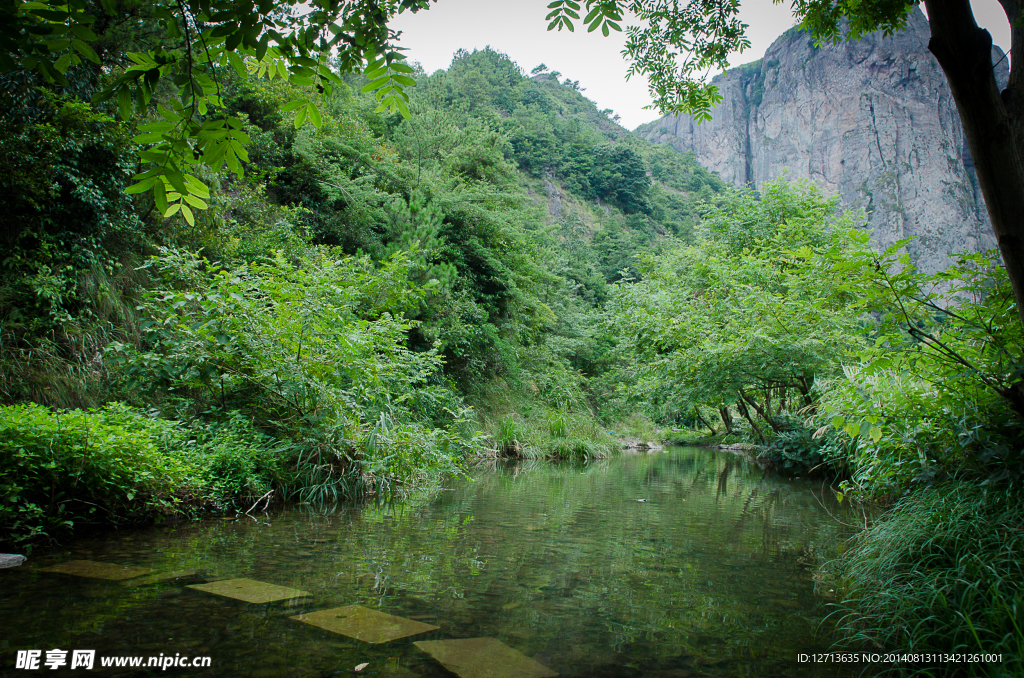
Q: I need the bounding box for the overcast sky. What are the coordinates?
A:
[390,0,1011,131]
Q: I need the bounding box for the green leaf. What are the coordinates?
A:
[70,23,98,41]
[361,75,391,92]
[125,177,158,194]
[225,148,242,176]
[183,174,210,199]
[133,133,166,144]
[294,104,307,128]
[307,103,322,127]
[180,204,195,226]
[183,195,208,210]
[154,181,168,215]
[164,169,189,196]
[117,87,133,119]
[394,95,411,119]
[226,50,247,76]
[72,38,100,64]
[54,53,73,74]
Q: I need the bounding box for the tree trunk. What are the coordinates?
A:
[693,407,715,436]
[797,375,815,411]
[739,388,787,434]
[719,405,734,435]
[734,395,765,443]
[925,0,1024,329]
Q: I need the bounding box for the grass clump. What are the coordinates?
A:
[479,403,616,461]
[826,483,1024,675]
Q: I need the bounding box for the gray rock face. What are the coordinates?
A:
[0,554,27,568]
[636,9,1007,273]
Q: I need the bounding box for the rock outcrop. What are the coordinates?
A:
[636,9,1008,273]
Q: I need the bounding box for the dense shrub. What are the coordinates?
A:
[108,247,470,502]
[0,402,291,547]
[1,403,185,546]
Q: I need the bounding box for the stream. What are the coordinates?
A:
[1,446,862,677]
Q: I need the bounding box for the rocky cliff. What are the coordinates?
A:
[636,9,1008,273]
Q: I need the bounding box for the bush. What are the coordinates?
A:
[109,247,470,502]
[0,403,185,546]
[758,415,849,474]
[818,250,1024,497]
[178,415,286,510]
[0,403,294,546]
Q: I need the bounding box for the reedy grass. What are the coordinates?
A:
[470,376,618,460]
[825,482,1024,676]
[610,412,664,442]
[479,406,616,461]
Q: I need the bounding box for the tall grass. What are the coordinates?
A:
[826,483,1024,676]
[479,407,616,460]
[470,375,618,461]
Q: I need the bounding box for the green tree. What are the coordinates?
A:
[6,1,1022,332]
[610,181,863,438]
[1,0,428,220]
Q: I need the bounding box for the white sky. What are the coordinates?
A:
[390,0,1011,131]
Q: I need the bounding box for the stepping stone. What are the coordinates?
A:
[187,578,310,604]
[292,605,439,644]
[120,570,199,587]
[414,638,558,678]
[40,560,154,580]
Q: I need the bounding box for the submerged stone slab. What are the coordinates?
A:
[40,560,154,580]
[187,578,310,604]
[414,638,558,678]
[292,605,438,644]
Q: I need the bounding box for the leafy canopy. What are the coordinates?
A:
[1,0,427,224]
[609,180,864,419]
[0,0,920,228]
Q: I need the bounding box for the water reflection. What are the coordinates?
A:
[1,447,860,677]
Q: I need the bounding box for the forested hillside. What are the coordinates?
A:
[0,45,724,544]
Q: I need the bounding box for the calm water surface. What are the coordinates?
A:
[1,447,861,677]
